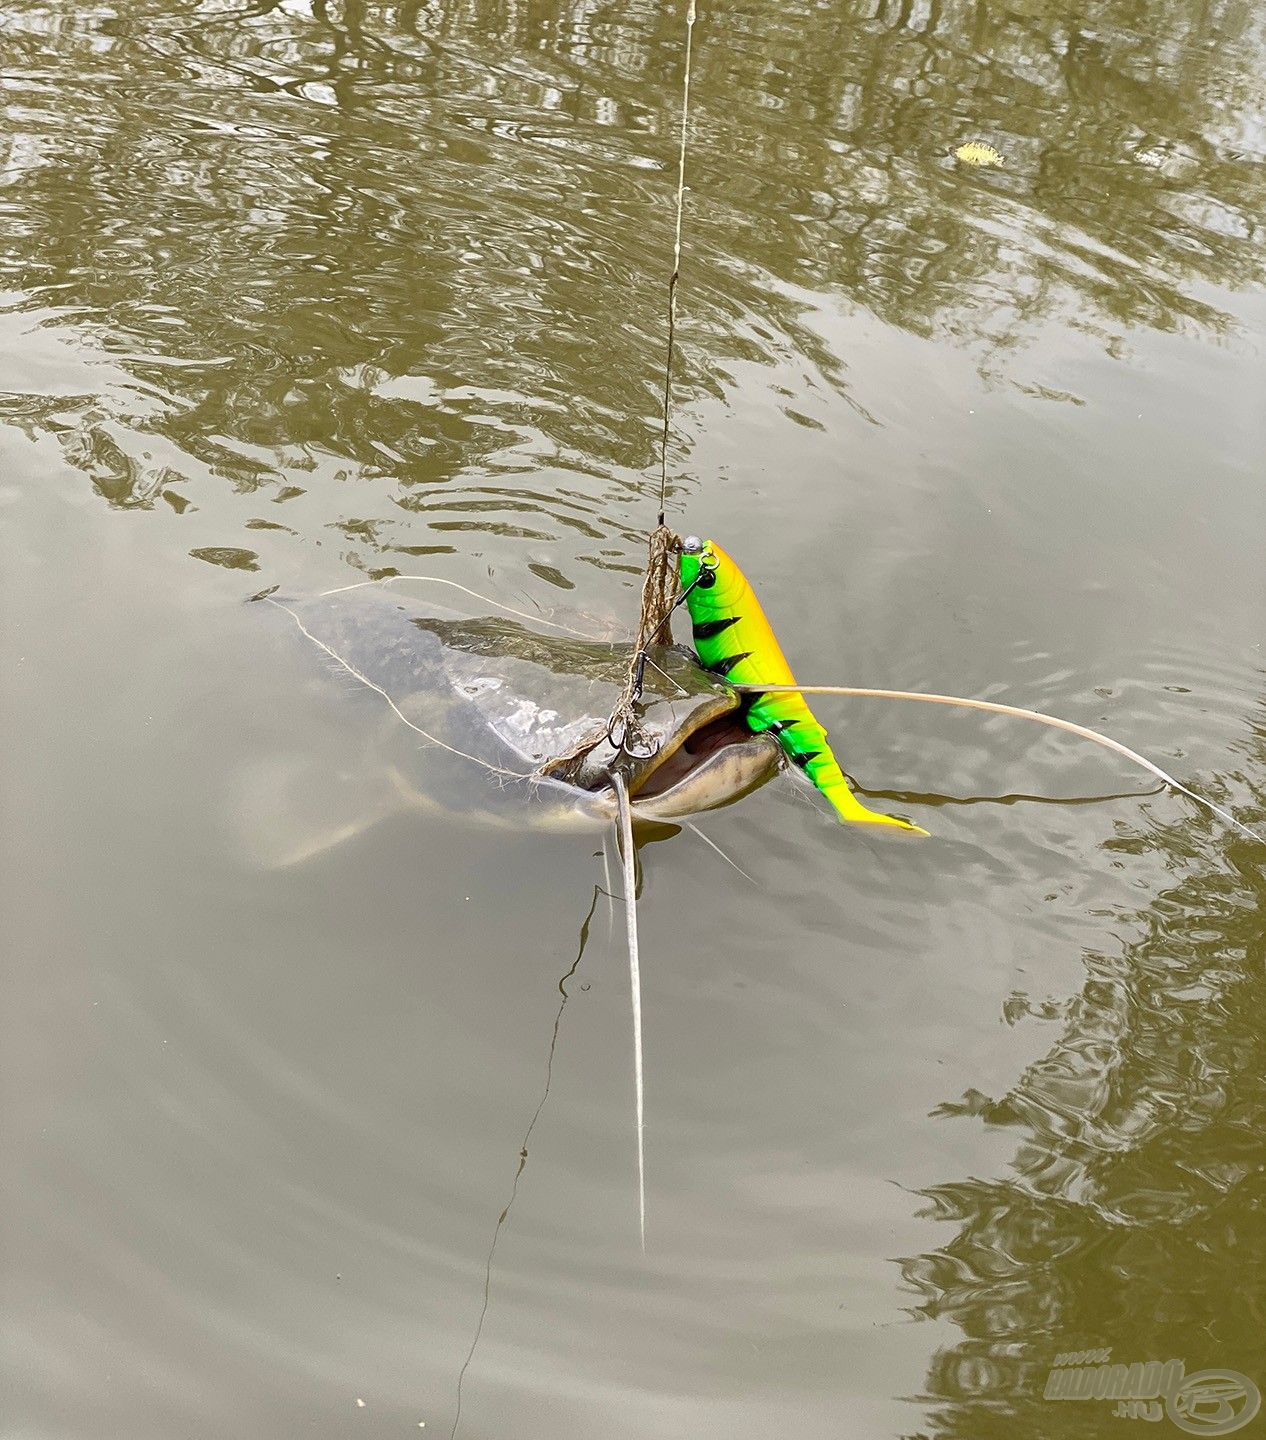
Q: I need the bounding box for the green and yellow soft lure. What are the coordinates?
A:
[679,537,927,834]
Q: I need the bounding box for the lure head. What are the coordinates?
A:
[679,534,719,597]
[680,536,752,620]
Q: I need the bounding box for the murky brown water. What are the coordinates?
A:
[3,3,1265,1437]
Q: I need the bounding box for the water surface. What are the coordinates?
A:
[2,2,1264,1437]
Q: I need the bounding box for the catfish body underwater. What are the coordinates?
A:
[247,578,781,865]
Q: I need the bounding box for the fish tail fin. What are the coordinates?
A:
[820,778,929,835]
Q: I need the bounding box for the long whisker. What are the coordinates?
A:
[600,835,616,940]
[265,596,532,781]
[612,773,646,1252]
[684,820,757,883]
[315,574,604,640]
[733,684,1265,846]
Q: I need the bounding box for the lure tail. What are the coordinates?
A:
[679,538,927,836]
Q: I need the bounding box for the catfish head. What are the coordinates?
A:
[536,645,782,823]
[249,582,783,867]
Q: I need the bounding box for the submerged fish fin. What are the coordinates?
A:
[228,750,426,870]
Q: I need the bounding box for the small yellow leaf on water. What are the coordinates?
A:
[954,140,1003,167]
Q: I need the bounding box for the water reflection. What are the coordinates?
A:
[451,883,598,1440]
[2,0,1263,573]
[903,704,1266,1435]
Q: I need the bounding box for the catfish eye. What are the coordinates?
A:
[696,566,716,588]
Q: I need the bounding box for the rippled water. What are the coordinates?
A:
[3,2,1264,1437]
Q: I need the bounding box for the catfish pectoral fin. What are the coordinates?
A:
[228,750,413,870]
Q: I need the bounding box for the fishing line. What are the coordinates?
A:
[606,0,699,749]
[658,0,697,527]
[734,683,1265,846]
[612,771,646,1252]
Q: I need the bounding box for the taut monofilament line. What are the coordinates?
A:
[658,0,697,528]
[604,0,697,746]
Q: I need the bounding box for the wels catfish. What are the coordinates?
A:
[244,577,781,864]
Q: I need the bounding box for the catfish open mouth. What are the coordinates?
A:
[533,650,783,819]
[622,690,783,819]
[630,705,764,800]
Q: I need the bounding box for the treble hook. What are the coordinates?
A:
[606,708,659,760]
